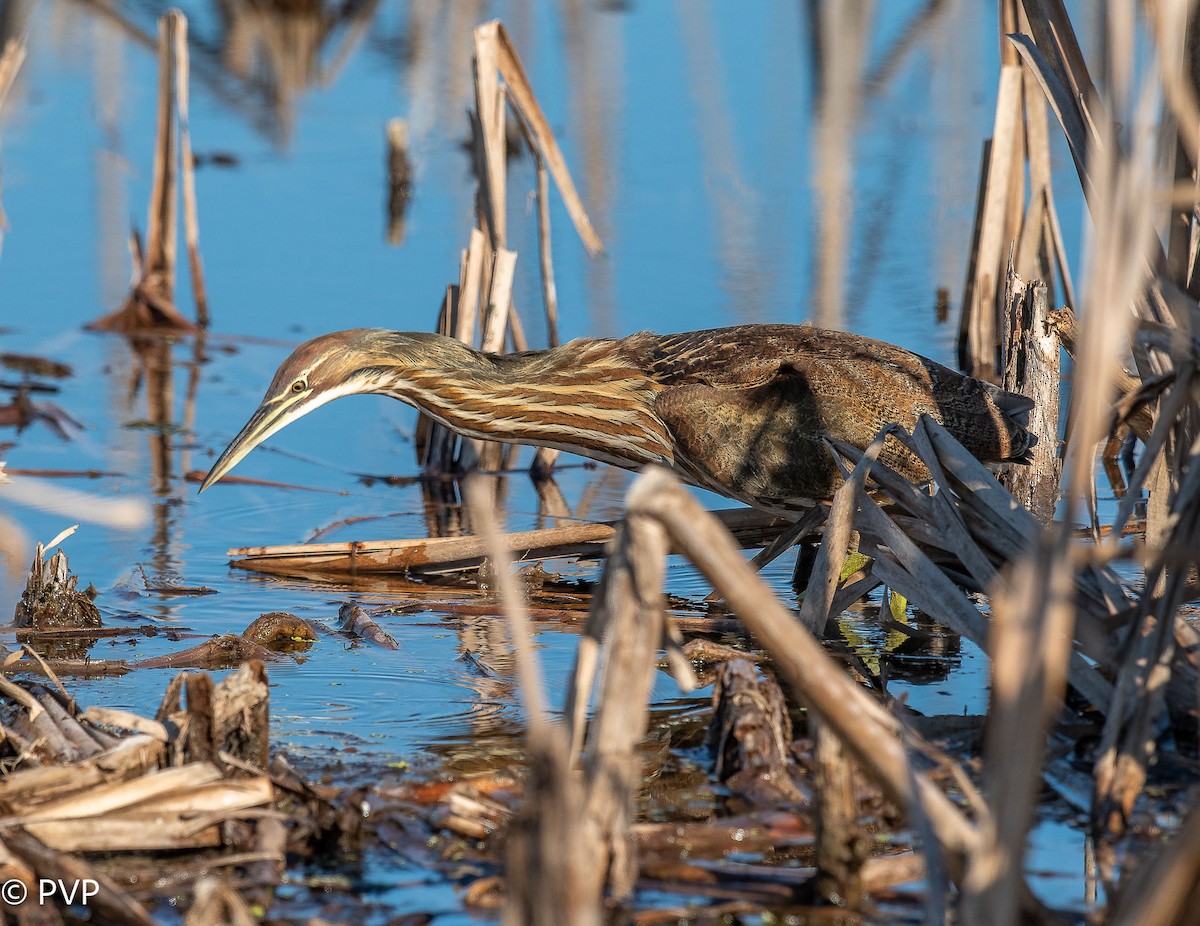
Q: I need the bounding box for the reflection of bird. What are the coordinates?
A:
[200,325,1033,511]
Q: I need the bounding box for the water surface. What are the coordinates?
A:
[0,0,1095,915]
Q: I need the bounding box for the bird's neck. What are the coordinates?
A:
[383,338,675,469]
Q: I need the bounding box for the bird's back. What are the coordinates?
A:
[611,324,1033,509]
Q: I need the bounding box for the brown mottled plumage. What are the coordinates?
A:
[200,324,1033,513]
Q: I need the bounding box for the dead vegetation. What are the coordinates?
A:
[0,659,378,924]
[458,2,1200,922]
[90,10,207,335]
[415,21,600,485]
[184,5,1200,921]
[6,1,1200,924]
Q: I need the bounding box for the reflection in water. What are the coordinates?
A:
[215,0,382,144]
[92,9,130,311]
[384,117,413,244]
[532,473,571,526]
[806,0,873,331]
[419,467,577,539]
[563,0,621,336]
[112,333,203,622]
[675,0,766,323]
[403,0,476,151]
[0,1,30,256]
[63,0,385,146]
[833,605,961,686]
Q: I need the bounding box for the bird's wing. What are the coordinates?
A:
[641,325,1032,465]
[653,378,850,505]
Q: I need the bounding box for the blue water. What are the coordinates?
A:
[0,0,1097,918]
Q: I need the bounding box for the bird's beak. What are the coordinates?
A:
[200,387,333,492]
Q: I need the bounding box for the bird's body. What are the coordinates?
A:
[201,324,1033,513]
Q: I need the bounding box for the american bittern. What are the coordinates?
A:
[200,324,1033,511]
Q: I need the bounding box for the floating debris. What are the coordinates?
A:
[14,543,102,633]
[337,602,400,650]
[241,611,318,651]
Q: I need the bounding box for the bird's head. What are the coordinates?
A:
[200,329,465,491]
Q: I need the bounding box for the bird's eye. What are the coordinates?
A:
[290,379,306,394]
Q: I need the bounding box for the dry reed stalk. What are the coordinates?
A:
[146,13,179,301]
[2,826,156,926]
[576,511,670,900]
[959,4,1025,380]
[459,35,509,476]
[794,427,891,635]
[80,707,169,742]
[1093,448,1200,859]
[186,878,257,926]
[622,467,982,873]
[90,11,201,333]
[959,0,1085,384]
[741,503,827,574]
[418,21,603,479]
[607,462,1143,917]
[465,480,602,926]
[1014,5,1061,295]
[0,837,40,924]
[225,508,786,578]
[1147,1,1200,169]
[1064,68,1174,881]
[784,412,1124,701]
[1011,1,1200,904]
[0,736,163,806]
[528,143,560,479]
[0,37,25,108]
[961,529,1076,926]
[172,11,208,328]
[229,513,616,578]
[1108,802,1200,926]
[480,248,518,354]
[998,264,1061,521]
[458,229,487,347]
[482,20,602,256]
[530,153,559,345]
[1156,4,1200,299]
[553,474,699,911]
[473,26,507,250]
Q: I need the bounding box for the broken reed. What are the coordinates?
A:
[963,0,1200,893]
[0,37,25,110]
[90,10,207,334]
[500,4,1200,920]
[417,21,600,480]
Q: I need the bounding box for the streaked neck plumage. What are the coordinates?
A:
[368,333,675,470]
